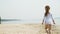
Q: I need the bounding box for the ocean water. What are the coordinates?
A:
[1,19,41,24]
[1,18,60,25]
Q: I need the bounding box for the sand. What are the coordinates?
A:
[0,24,60,34]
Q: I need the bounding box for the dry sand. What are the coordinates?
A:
[0,23,60,34]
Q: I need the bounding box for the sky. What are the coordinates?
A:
[0,0,60,20]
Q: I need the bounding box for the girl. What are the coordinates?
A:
[42,5,55,34]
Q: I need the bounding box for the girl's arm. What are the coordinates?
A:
[52,18,55,24]
[42,19,44,24]
[42,16,45,24]
[52,19,55,24]
[51,14,55,24]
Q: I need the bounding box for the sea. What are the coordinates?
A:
[1,18,60,25]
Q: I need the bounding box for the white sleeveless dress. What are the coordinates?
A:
[44,13,53,24]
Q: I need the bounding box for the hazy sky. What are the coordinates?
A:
[0,0,60,20]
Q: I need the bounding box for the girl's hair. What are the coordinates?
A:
[45,5,50,16]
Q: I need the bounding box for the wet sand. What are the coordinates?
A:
[0,23,60,34]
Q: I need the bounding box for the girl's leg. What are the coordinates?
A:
[45,24,49,34]
[45,24,51,34]
[49,30,51,34]
[48,24,51,34]
[45,29,48,33]
[45,29,49,34]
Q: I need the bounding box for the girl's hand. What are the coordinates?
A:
[42,22,43,25]
[53,20,55,24]
[53,21,55,24]
[53,22,55,24]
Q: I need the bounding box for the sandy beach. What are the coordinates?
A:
[0,23,60,34]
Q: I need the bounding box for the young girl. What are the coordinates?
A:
[42,5,55,34]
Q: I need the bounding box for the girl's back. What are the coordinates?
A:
[44,13,53,24]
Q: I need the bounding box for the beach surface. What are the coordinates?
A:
[0,23,60,34]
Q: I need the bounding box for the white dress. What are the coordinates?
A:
[44,13,53,24]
